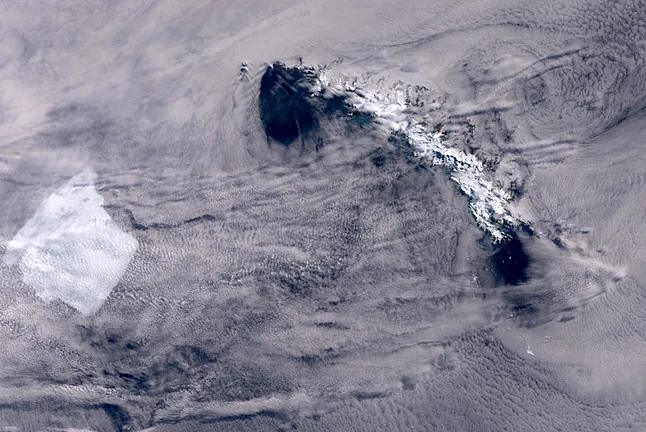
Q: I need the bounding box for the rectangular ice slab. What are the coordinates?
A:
[4,168,138,315]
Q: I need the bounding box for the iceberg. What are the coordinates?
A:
[4,168,138,315]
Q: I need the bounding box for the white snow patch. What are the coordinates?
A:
[4,168,138,315]
[314,71,524,242]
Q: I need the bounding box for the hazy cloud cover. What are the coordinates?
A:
[0,1,645,431]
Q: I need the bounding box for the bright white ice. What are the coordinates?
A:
[315,71,523,242]
[4,168,138,315]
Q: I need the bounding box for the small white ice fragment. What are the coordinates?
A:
[4,168,138,315]
[526,345,535,357]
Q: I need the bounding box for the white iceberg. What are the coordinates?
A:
[4,168,138,315]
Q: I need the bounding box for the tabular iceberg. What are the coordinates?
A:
[4,168,138,315]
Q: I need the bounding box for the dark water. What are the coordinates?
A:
[259,62,319,145]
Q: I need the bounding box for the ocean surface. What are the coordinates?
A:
[0,1,645,430]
